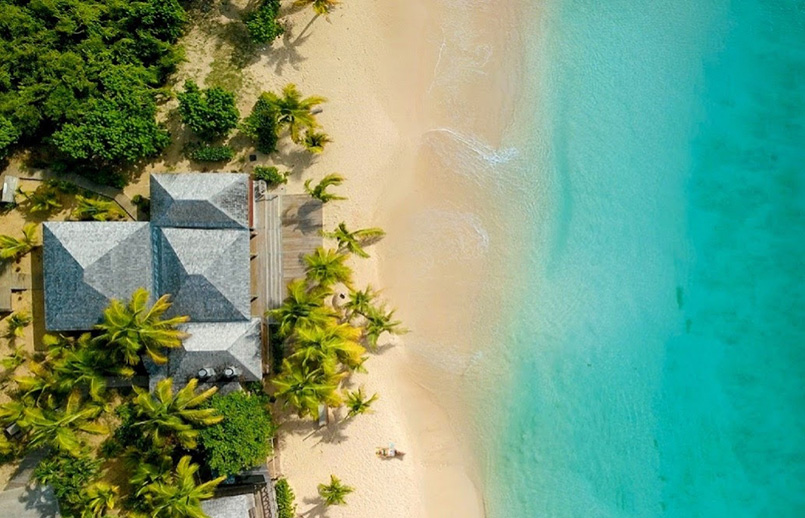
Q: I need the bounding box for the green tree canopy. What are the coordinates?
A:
[243,93,281,154]
[199,390,276,477]
[177,80,240,141]
[246,0,284,44]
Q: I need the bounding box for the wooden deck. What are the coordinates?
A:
[281,195,323,290]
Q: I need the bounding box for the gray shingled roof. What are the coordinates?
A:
[169,319,262,382]
[43,222,152,331]
[151,173,250,229]
[201,494,255,518]
[155,228,250,322]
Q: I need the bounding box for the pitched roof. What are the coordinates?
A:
[201,494,255,518]
[169,319,262,382]
[43,222,152,331]
[151,173,250,229]
[154,228,250,322]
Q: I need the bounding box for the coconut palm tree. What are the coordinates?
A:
[17,185,62,214]
[304,247,353,288]
[294,0,340,16]
[322,222,385,259]
[344,387,379,419]
[364,305,407,349]
[126,449,174,498]
[72,195,124,222]
[81,481,119,518]
[265,84,326,143]
[269,279,334,338]
[5,310,32,338]
[344,286,379,320]
[94,288,189,366]
[14,360,58,401]
[20,391,108,457]
[304,173,346,203]
[131,378,222,449]
[317,474,353,506]
[0,399,29,427]
[142,456,225,518]
[0,433,13,455]
[0,223,38,260]
[290,322,366,371]
[272,360,343,417]
[303,130,332,154]
[51,346,132,402]
[1,346,27,372]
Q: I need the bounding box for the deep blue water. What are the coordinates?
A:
[487,1,805,516]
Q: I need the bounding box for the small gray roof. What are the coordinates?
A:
[155,228,250,322]
[0,486,60,518]
[151,173,250,229]
[169,319,262,382]
[43,222,152,331]
[201,494,255,518]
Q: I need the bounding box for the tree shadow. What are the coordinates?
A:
[270,143,317,176]
[264,25,310,74]
[301,498,330,518]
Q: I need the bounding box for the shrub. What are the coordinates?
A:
[177,80,240,141]
[246,0,285,44]
[189,145,235,162]
[34,453,100,517]
[132,194,151,219]
[242,94,280,154]
[0,116,19,159]
[275,478,297,518]
[199,391,276,477]
[252,166,288,187]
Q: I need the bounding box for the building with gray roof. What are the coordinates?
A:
[151,173,250,229]
[43,222,152,331]
[42,173,261,387]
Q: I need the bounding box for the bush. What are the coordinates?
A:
[243,94,280,154]
[34,453,100,517]
[246,0,285,44]
[132,194,151,219]
[252,166,288,187]
[199,391,276,477]
[189,145,235,162]
[177,80,240,141]
[275,478,297,518]
[0,0,186,170]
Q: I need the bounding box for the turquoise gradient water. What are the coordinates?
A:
[487,1,805,516]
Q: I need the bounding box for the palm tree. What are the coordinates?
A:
[14,360,58,401]
[272,360,343,418]
[126,449,174,498]
[17,186,62,214]
[0,433,13,455]
[303,130,332,154]
[93,288,189,366]
[290,322,366,371]
[344,387,379,419]
[51,346,132,402]
[304,247,353,288]
[72,195,124,222]
[81,481,119,518]
[344,286,379,319]
[266,84,326,143]
[142,456,225,518]
[131,378,222,449]
[322,222,386,258]
[268,279,334,338]
[0,223,38,260]
[317,474,354,506]
[294,0,340,16]
[364,305,407,349]
[1,346,27,372]
[5,310,32,338]
[20,391,108,457]
[304,173,346,203]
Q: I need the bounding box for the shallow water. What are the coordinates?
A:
[483,1,805,516]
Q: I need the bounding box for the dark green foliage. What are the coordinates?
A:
[177,81,240,141]
[275,478,297,518]
[189,144,235,162]
[44,178,79,195]
[243,94,280,154]
[199,391,275,477]
[246,0,284,44]
[34,453,100,517]
[0,116,19,159]
[252,166,288,187]
[132,194,151,219]
[0,0,187,170]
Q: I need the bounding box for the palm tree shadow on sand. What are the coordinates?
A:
[301,498,330,518]
[265,25,312,74]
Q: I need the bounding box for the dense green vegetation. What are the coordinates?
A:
[0,0,189,169]
[252,165,288,187]
[177,80,239,142]
[0,223,38,260]
[188,144,235,162]
[275,478,297,518]
[317,474,353,506]
[72,195,125,221]
[199,390,275,477]
[245,0,284,44]
[242,94,281,154]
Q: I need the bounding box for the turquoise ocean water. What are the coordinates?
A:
[486,1,805,516]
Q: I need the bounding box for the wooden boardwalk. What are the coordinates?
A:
[281,195,323,290]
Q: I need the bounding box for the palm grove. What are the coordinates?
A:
[0,0,400,515]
